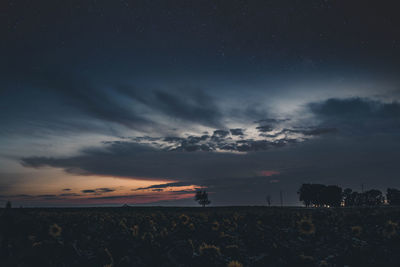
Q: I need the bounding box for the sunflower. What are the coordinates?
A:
[256,220,264,230]
[179,214,190,225]
[141,232,154,242]
[299,254,314,261]
[49,223,62,238]
[230,222,238,231]
[131,225,139,237]
[171,221,177,230]
[188,239,194,252]
[298,218,315,235]
[119,219,128,230]
[319,260,329,266]
[199,243,221,255]
[227,260,243,267]
[383,220,398,238]
[351,226,362,237]
[104,248,114,267]
[211,221,220,231]
[189,223,195,231]
[160,227,168,237]
[223,218,231,228]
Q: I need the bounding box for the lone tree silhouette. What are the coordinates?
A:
[195,190,211,207]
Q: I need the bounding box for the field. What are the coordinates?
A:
[1,206,400,266]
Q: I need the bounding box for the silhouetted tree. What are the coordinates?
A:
[323,185,342,207]
[343,188,354,206]
[298,184,313,207]
[299,184,343,207]
[363,189,384,206]
[387,188,400,205]
[195,190,211,207]
[342,189,384,207]
[5,201,11,209]
[312,184,327,207]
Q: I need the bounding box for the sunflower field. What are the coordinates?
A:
[1,206,400,266]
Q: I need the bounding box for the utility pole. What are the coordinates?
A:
[361,183,364,193]
[266,195,271,206]
[279,190,283,207]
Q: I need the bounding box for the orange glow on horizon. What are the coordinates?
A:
[3,167,198,205]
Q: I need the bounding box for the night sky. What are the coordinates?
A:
[2,0,400,206]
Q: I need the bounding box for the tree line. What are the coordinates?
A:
[298,184,400,207]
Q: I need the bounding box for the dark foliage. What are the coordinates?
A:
[387,188,400,205]
[342,188,384,207]
[299,184,389,207]
[298,184,342,207]
[195,190,211,207]
[1,207,400,266]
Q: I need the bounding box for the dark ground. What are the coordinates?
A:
[1,206,400,266]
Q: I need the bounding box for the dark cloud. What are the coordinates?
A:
[229,104,270,123]
[256,125,274,133]
[62,188,72,191]
[162,132,298,153]
[135,182,192,190]
[59,193,81,197]
[271,127,338,137]
[236,140,286,151]
[14,194,34,198]
[5,71,152,130]
[86,194,159,201]
[163,137,185,143]
[309,98,400,134]
[212,130,230,138]
[81,190,96,193]
[255,118,290,124]
[0,88,114,137]
[1,69,224,138]
[0,193,81,202]
[170,190,198,194]
[87,195,137,200]
[301,127,338,136]
[37,194,59,200]
[254,118,291,134]
[37,194,57,198]
[309,98,400,118]
[17,132,400,205]
[153,90,222,127]
[118,87,223,127]
[21,140,274,181]
[81,188,115,194]
[97,188,115,193]
[230,128,244,136]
